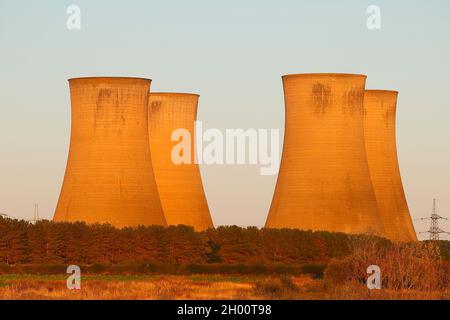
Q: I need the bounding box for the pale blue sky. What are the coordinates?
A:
[0,0,449,239]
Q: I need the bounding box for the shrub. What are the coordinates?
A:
[324,238,450,291]
[253,275,299,299]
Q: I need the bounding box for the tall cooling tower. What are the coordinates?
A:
[265,73,384,236]
[363,90,417,241]
[54,77,167,228]
[148,93,213,231]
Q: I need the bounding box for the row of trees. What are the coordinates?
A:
[0,217,354,265]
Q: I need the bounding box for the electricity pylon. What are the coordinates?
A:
[419,199,449,241]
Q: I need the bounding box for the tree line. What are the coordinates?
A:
[0,216,367,266]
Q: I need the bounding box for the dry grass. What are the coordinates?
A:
[2,274,448,300]
[0,275,256,300]
[316,281,450,300]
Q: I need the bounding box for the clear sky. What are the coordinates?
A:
[0,0,449,240]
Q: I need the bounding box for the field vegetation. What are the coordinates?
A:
[1,217,450,299]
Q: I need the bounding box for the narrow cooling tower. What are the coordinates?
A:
[148,93,213,231]
[363,90,417,241]
[54,77,167,228]
[266,73,384,236]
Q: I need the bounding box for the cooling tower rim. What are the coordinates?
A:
[282,73,367,79]
[68,76,151,83]
[365,89,399,94]
[149,92,200,97]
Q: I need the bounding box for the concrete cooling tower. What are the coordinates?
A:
[363,90,417,241]
[148,93,213,231]
[54,77,167,228]
[265,73,384,236]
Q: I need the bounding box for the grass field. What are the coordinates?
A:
[1,238,449,300]
[0,274,260,300]
[1,274,449,300]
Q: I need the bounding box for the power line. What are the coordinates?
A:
[419,199,449,241]
[29,204,41,224]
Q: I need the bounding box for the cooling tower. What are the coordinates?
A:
[54,77,167,228]
[363,90,417,241]
[265,73,384,236]
[148,93,213,231]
